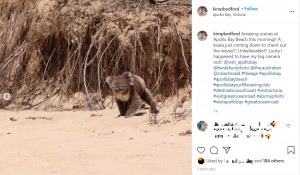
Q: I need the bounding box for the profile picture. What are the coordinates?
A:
[197,31,207,41]
[198,157,205,164]
[197,121,208,131]
[197,6,207,16]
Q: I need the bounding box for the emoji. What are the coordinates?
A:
[270,121,276,127]
[265,133,271,139]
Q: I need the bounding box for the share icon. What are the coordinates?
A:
[223,147,231,154]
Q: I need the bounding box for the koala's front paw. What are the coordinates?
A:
[124,114,132,118]
[117,114,124,118]
[150,108,159,114]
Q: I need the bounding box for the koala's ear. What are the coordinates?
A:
[122,72,134,85]
[105,76,113,85]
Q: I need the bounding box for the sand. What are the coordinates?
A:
[0,102,191,175]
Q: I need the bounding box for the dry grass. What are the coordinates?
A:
[0,0,191,110]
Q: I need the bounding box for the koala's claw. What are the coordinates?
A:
[150,108,159,114]
[124,114,133,118]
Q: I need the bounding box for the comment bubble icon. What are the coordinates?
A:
[210,146,218,154]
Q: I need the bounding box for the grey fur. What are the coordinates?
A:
[106,72,159,117]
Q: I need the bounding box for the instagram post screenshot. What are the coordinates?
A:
[0,1,192,175]
[0,0,299,175]
[193,0,299,175]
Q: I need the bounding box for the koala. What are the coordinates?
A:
[106,72,159,118]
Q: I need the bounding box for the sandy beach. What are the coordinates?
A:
[0,101,191,175]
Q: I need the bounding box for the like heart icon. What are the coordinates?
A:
[197,147,205,154]
[286,124,291,128]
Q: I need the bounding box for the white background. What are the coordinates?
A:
[192,0,300,174]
